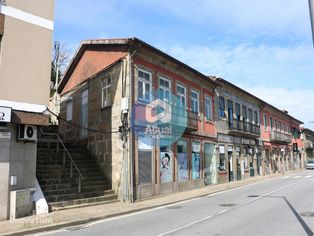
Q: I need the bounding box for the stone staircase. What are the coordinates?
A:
[36,126,118,211]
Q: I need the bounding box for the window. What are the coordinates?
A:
[219,145,226,171]
[275,120,278,130]
[219,96,225,118]
[102,76,111,108]
[283,124,286,133]
[264,114,268,129]
[242,105,247,131]
[177,140,188,182]
[205,96,213,121]
[138,69,152,102]
[192,141,201,179]
[279,121,282,131]
[253,110,258,125]
[248,108,253,132]
[80,89,88,137]
[66,99,73,121]
[227,100,233,127]
[191,90,199,114]
[270,117,273,129]
[159,77,171,103]
[235,103,241,129]
[176,84,186,108]
[160,145,172,183]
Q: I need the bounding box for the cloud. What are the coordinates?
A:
[165,43,314,90]
[135,0,311,42]
[240,86,314,128]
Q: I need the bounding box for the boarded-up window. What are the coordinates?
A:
[139,150,152,184]
[138,137,152,184]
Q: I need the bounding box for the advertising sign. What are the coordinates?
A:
[0,106,11,123]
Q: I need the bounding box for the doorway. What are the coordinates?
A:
[204,143,216,185]
[228,146,233,182]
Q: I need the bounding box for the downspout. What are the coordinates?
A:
[128,51,135,203]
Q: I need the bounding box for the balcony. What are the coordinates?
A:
[227,118,260,138]
[185,111,199,131]
[270,130,292,143]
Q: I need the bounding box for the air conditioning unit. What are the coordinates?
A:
[18,124,37,142]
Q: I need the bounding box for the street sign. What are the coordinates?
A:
[0,106,12,122]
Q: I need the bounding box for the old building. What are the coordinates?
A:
[210,77,263,183]
[58,38,220,201]
[302,128,314,161]
[0,0,54,220]
[260,106,303,173]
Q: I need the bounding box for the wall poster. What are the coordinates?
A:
[160,151,172,183]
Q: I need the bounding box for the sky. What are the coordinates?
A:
[54,0,314,128]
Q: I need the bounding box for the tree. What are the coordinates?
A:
[50,41,71,96]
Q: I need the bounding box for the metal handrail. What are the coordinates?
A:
[39,128,84,193]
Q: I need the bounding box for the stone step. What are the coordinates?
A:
[36,165,100,173]
[40,180,109,191]
[50,194,119,211]
[46,190,114,202]
[38,176,107,185]
[43,185,111,196]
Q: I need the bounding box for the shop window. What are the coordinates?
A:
[177,140,188,182]
[219,145,226,171]
[160,145,172,183]
[192,141,201,179]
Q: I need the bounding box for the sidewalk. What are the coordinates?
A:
[0,170,304,236]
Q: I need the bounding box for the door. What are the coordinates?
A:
[228,146,233,182]
[80,89,88,137]
[204,143,216,185]
[227,100,233,129]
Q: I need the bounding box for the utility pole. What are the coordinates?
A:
[308,0,314,47]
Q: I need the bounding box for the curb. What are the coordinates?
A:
[2,170,304,236]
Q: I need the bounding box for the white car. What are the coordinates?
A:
[306,160,314,170]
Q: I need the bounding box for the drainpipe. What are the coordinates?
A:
[129,54,134,203]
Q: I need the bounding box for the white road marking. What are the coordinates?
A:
[304,175,312,179]
[293,176,302,179]
[282,176,291,179]
[158,179,308,236]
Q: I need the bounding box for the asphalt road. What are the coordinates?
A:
[34,171,314,236]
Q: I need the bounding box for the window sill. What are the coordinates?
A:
[101,105,112,110]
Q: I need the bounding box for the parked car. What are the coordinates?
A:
[306,160,314,170]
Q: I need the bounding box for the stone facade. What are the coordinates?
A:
[57,38,305,203]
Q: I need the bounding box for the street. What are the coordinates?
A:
[33,171,314,236]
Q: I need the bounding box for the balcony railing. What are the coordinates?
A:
[228,118,260,136]
[270,130,292,143]
[185,111,199,131]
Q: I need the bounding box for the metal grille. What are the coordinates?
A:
[139,150,152,184]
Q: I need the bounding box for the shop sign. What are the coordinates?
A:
[0,106,11,122]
